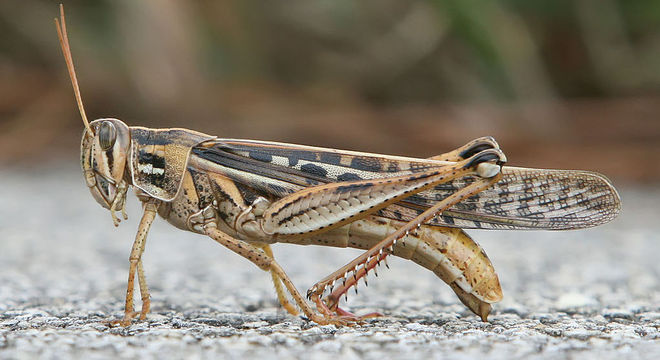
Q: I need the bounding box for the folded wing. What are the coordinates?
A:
[192,139,621,231]
[378,167,620,230]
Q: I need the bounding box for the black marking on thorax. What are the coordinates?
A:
[136,150,167,187]
[142,172,167,189]
[132,130,173,146]
[138,150,167,169]
[189,169,214,209]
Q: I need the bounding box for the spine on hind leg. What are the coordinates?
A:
[295,216,502,320]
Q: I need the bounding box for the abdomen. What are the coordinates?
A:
[280,216,502,319]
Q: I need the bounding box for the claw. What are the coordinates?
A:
[108,310,140,327]
[309,293,381,326]
[111,210,121,227]
[334,307,383,321]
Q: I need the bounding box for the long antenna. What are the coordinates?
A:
[55,4,94,135]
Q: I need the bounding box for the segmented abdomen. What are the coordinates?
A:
[279,215,502,319]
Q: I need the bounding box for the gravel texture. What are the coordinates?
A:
[1,165,659,359]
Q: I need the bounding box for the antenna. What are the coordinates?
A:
[55,4,94,135]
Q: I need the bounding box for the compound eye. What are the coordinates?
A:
[98,121,117,151]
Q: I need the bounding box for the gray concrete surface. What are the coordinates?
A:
[1,164,659,359]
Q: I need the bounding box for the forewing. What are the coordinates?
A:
[192,139,621,230]
[191,138,445,194]
[376,167,621,230]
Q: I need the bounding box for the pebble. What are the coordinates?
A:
[555,293,598,309]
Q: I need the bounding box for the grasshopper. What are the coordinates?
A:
[55,6,620,326]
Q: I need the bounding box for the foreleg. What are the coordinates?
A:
[115,199,158,326]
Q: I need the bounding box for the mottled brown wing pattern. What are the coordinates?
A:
[377,167,620,230]
[192,139,621,231]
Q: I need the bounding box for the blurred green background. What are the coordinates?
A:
[1,0,659,183]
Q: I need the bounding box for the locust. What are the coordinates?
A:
[55,6,621,326]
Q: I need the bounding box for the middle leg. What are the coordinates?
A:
[255,244,299,316]
[200,220,353,325]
